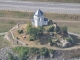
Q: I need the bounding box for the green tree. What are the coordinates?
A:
[61,26,68,34]
[66,38,72,43]
[48,38,53,46]
[40,47,49,57]
[47,26,54,32]
[26,22,32,34]
[37,26,44,36]
[18,51,28,60]
[17,30,23,34]
[54,26,60,33]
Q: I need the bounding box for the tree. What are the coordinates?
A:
[47,26,54,32]
[18,47,28,60]
[66,38,72,43]
[61,26,68,34]
[18,52,28,60]
[37,26,44,36]
[17,30,23,34]
[40,47,49,57]
[54,26,60,32]
[26,22,32,34]
[48,38,53,46]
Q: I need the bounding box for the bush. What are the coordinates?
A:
[49,49,55,54]
[40,47,49,57]
[66,38,72,43]
[17,30,23,34]
[48,20,53,25]
[29,47,39,54]
[12,46,56,59]
[47,26,54,32]
[54,26,60,32]
[61,26,68,34]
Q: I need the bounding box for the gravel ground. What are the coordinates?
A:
[0,47,13,60]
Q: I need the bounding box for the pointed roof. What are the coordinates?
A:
[34,9,44,16]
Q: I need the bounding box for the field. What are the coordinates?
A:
[0,10,80,34]
[0,10,80,21]
[16,0,80,3]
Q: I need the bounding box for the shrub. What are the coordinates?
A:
[40,47,49,57]
[48,38,53,46]
[66,38,72,43]
[61,26,68,34]
[48,20,53,25]
[47,26,54,32]
[29,47,39,54]
[17,30,23,34]
[49,49,55,54]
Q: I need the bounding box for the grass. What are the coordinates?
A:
[68,27,80,34]
[0,35,11,49]
[0,10,80,21]
[0,19,27,33]
[16,0,80,3]
[0,10,33,19]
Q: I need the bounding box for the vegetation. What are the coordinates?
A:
[49,49,55,54]
[17,30,23,34]
[61,26,68,34]
[0,10,80,21]
[66,38,72,43]
[40,47,49,57]
[12,46,55,59]
[26,23,45,40]
[8,53,15,60]
[47,26,54,32]
[48,38,53,46]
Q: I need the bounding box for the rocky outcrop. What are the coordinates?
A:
[0,47,13,60]
[57,40,71,48]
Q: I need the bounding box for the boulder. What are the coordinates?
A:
[57,40,71,48]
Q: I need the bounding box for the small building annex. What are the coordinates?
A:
[32,9,48,27]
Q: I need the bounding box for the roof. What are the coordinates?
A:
[34,9,44,16]
[44,18,48,21]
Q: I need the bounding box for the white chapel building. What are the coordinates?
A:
[32,9,48,27]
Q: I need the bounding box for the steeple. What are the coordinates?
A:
[34,9,44,16]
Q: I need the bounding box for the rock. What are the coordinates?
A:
[57,40,71,48]
[50,53,54,58]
